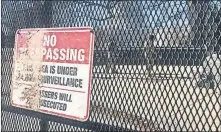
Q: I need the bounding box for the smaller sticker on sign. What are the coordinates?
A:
[11,27,95,121]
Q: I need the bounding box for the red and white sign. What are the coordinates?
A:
[11,27,94,121]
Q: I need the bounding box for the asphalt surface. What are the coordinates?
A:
[90,65,221,131]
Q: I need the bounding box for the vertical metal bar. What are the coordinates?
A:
[39,2,52,132]
[40,119,49,132]
[145,34,155,77]
[41,1,53,28]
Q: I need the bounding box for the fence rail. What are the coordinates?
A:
[1,1,221,131]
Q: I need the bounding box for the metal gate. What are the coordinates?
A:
[1,1,221,131]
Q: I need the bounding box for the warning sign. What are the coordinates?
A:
[11,27,95,121]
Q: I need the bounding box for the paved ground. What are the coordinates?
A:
[91,65,221,131]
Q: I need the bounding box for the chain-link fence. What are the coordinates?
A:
[1,0,221,131]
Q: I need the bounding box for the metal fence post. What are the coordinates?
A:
[145,34,155,77]
[40,119,49,132]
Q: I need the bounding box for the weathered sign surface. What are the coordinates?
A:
[11,27,95,121]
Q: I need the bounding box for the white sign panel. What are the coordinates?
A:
[11,27,95,121]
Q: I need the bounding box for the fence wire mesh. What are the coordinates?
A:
[1,0,221,131]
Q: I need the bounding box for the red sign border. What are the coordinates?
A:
[11,27,95,122]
